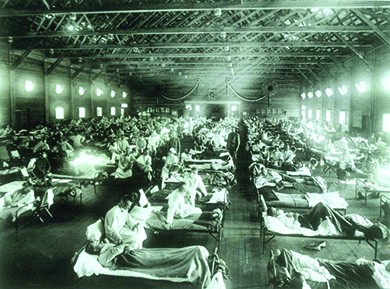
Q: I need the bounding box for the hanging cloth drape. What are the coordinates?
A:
[161,79,199,101]
[226,78,268,102]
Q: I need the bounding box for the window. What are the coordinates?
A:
[96,107,103,117]
[110,107,116,116]
[316,109,321,120]
[307,109,312,119]
[383,114,390,132]
[325,110,332,122]
[121,103,128,108]
[120,108,125,117]
[338,85,348,96]
[110,90,116,98]
[122,91,127,98]
[325,88,333,97]
[301,105,306,120]
[78,107,86,118]
[339,111,348,125]
[25,80,34,92]
[78,86,86,96]
[55,84,63,94]
[96,88,103,96]
[55,107,64,119]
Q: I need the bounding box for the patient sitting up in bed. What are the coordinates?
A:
[104,192,151,249]
[0,184,35,222]
[267,202,388,239]
[84,240,212,289]
[166,182,203,226]
[269,248,390,289]
[184,168,208,206]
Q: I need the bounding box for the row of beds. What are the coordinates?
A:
[70,150,233,289]
[249,147,390,288]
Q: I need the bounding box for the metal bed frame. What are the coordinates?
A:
[258,194,379,259]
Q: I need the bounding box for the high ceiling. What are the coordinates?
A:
[1,0,390,90]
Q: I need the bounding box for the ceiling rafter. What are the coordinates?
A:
[1,25,385,39]
[334,33,372,69]
[2,1,390,17]
[353,9,390,47]
[49,51,345,60]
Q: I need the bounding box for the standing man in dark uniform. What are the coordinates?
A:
[227,127,240,164]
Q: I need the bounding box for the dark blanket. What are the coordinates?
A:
[115,246,211,289]
[273,249,379,289]
[298,202,356,236]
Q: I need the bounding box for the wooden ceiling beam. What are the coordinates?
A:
[334,33,372,69]
[2,1,390,17]
[15,41,371,51]
[353,9,390,47]
[85,59,332,66]
[1,25,383,39]
[48,52,344,60]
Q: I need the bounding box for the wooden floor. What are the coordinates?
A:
[0,166,389,289]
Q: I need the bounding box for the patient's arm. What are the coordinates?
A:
[97,244,126,267]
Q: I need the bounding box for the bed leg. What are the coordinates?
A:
[262,226,266,254]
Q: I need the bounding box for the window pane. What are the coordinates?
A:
[55,107,64,119]
[55,84,63,94]
[110,107,116,116]
[308,109,312,119]
[326,110,332,122]
[79,107,86,118]
[383,114,390,132]
[316,110,321,120]
[96,107,103,117]
[339,111,347,125]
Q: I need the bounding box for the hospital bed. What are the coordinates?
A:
[355,178,390,205]
[267,249,389,289]
[258,190,348,214]
[258,196,379,259]
[72,219,227,289]
[148,186,230,212]
[145,208,224,250]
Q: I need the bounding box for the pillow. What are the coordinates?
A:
[86,219,104,241]
[73,250,104,277]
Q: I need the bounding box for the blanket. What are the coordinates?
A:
[263,212,365,237]
[73,245,215,289]
[146,211,218,231]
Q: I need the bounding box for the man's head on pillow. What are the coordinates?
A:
[85,239,104,255]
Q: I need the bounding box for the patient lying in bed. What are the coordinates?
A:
[269,248,390,289]
[267,202,388,239]
[82,239,212,289]
[0,184,35,222]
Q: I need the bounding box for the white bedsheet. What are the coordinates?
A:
[286,167,311,177]
[305,192,348,209]
[263,212,364,237]
[74,250,188,282]
[73,249,226,289]
[207,188,228,204]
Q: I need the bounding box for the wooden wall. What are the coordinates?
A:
[129,76,301,119]
[0,41,131,130]
[300,45,390,136]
